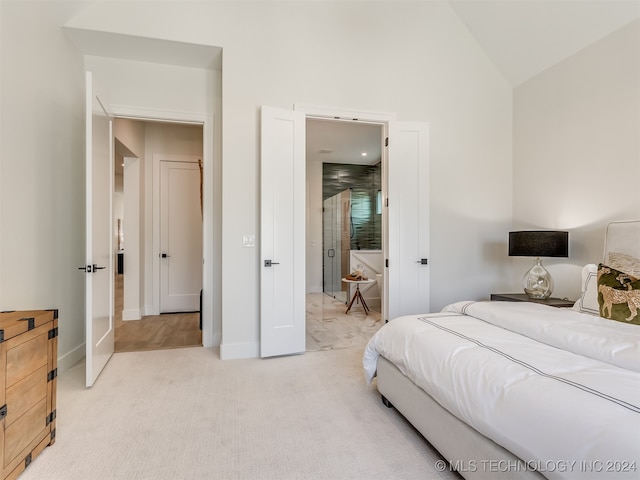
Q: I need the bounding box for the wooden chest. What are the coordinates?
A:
[0,310,57,480]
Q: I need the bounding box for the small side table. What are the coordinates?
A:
[490,293,575,308]
[342,278,376,314]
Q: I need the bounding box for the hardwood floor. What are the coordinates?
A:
[114,276,382,353]
[114,275,201,353]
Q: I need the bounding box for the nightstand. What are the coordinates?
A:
[490,293,575,308]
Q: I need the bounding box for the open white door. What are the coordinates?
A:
[387,121,430,321]
[83,71,115,387]
[260,106,306,357]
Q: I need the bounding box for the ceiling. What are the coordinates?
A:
[306,119,383,166]
[308,0,639,165]
[449,0,640,87]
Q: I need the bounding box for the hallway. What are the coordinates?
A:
[114,275,201,352]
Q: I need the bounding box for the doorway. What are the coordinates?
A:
[113,119,204,352]
[305,117,385,351]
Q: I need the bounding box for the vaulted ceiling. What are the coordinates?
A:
[449,0,639,87]
[309,0,639,166]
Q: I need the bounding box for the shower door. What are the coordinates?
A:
[323,189,350,302]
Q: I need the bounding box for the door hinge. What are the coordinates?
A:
[48,327,59,340]
[19,317,35,330]
[46,410,57,426]
[385,137,389,147]
[385,198,389,207]
[0,404,7,420]
[48,368,58,382]
[385,259,389,268]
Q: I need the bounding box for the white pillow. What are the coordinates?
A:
[575,264,599,315]
[608,252,640,278]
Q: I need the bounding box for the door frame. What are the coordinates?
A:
[296,104,395,321]
[111,105,217,348]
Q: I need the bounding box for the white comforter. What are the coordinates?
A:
[363,301,640,479]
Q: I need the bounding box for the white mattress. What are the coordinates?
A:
[363,301,640,480]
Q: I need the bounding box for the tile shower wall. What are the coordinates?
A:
[323,163,381,250]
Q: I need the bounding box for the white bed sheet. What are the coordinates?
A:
[363,301,640,479]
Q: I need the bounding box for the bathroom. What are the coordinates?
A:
[322,163,383,310]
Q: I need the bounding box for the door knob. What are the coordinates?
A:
[264,260,280,267]
[78,264,105,273]
[160,253,170,258]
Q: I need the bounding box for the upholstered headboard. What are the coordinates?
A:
[575,220,640,316]
[603,220,640,263]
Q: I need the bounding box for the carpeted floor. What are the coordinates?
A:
[21,345,459,480]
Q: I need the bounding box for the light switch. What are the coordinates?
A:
[242,235,255,247]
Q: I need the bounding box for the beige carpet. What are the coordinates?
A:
[21,345,459,480]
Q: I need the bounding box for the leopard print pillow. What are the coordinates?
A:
[597,264,640,325]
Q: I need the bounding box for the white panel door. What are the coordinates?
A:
[387,122,430,321]
[84,71,114,387]
[260,106,306,357]
[160,160,203,313]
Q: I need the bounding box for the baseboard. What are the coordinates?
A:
[58,343,85,375]
[202,328,221,348]
[219,341,259,360]
[122,309,141,321]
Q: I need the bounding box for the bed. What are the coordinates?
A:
[363,220,640,479]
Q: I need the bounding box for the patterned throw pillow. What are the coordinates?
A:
[597,264,640,325]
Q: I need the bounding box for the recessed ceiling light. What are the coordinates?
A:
[361,152,368,157]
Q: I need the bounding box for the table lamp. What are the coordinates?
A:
[509,230,569,299]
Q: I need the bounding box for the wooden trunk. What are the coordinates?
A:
[0,310,57,480]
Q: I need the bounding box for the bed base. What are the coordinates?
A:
[377,356,546,480]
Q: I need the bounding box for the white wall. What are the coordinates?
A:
[306,159,323,293]
[122,156,141,320]
[216,1,513,357]
[513,20,640,301]
[3,2,637,366]
[0,2,87,373]
[114,118,145,158]
[3,1,513,362]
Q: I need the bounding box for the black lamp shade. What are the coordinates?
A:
[509,231,568,257]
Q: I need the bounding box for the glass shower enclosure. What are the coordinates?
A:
[323,189,351,303]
